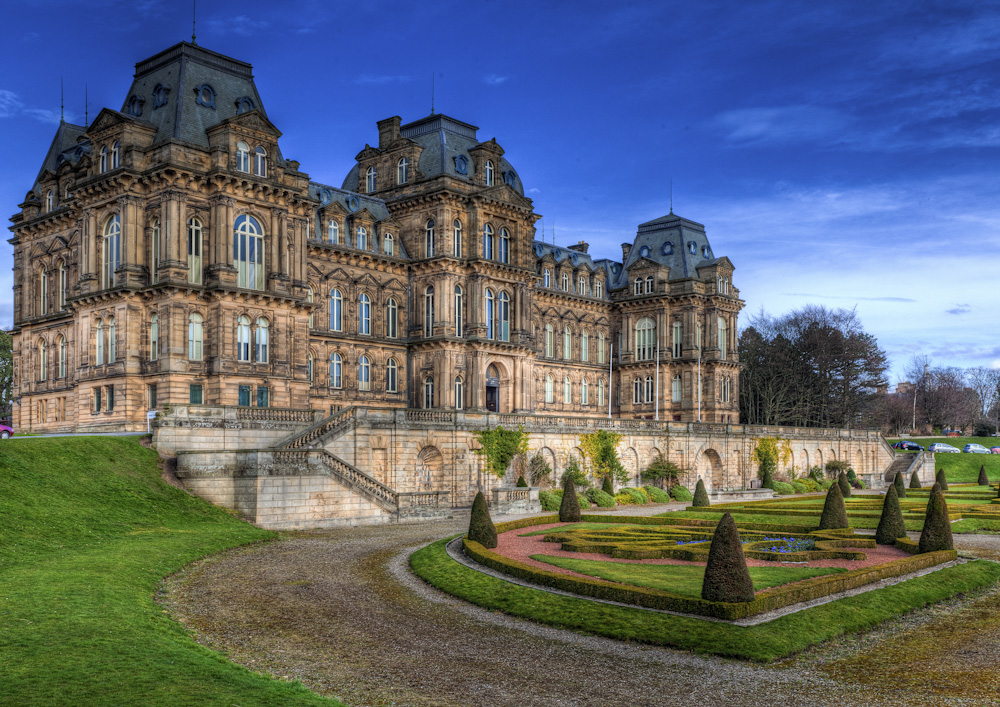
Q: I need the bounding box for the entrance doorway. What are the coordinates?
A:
[486,364,500,412]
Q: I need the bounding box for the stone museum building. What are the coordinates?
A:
[10,40,743,434]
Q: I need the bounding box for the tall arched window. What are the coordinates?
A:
[330,353,342,388]
[545,375,554,403]
[358,355,371,391]
[386,297,398,338]
[330,289,342,331]
[100,146,108,173]
[634,278,643,295]
[598,378,605,406]
[233,214,264,289]
[645,375,654,403]
[328,219,339,243]
[645,276,654,293]
[453,220,462,257]
[633,378,642,404]
[188,313,203,361]
[423,376,434,408]
[672,375,682,403]
[366,166,376,192]
[485,288,495,339]
[107,316,116,363]
[46,190,54,212]
[102,214,121,289]
[308,352,314,384]
[149,313,158,361]
[38,339,47,382]
[57,336,66,378]
[582,378,589,405]
[397,157,408,184]
[425,219,435,257]
[386,358,398,393]
[307,286,315,329]
[598,332,606,364]
[58,260,66,310]
[545,324,554,357]
[383,232,394,255]
[150,218,160,284]
[498,227,510,263]
[718,317,727,359]
[563,326,572,360]
[581,329,590,362]
[253,146,267,177]
[95,319,104,365]
[498,291,510,341]
[255,317,269,363]
[484,159,494,186]
[483,224,494,259]
[543,269,551,287]
[563,376,571,404]
[579,276,587,295]
[236,142,250,172]
[423,286,434,337]
[595,280,603,298]
[454,376,464,410]
[635,317,655,361]
[357,226,368,250]
[236,315,251,361]
[672,321,683,358]
[187,218,202,284]
[359,293,371,335]
[561,273,568,291]
[454,285,464,337]
[110,141,120,169]
[38,268,48,316]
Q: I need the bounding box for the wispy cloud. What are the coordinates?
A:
[483,74,509,86]
[0,89,62,124]
[353,74,412,85]
[946,304,971,315]
[207,15,269,36]
[785,293,916,303]
[711,105,849,146]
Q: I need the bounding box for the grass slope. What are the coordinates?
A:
[0,436,339,707]
[889,437,1000,484]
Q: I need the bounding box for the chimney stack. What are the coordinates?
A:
[377,116,402,148]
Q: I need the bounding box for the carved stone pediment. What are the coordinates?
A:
[225,109,282,138]
[87,108,134,137]
[355,144,380,161]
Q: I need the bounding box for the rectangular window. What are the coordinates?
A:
[148,384,157,409]
[189,384,203,405]
[238,385,251,407]
[106,386,114,412]
[257,386,269,408]
[672,322,683,358]
[94,387,102,413]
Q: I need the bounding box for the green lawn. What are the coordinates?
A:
[889,437,1000,484]
[532,554,844,596]
[0,436,340,707]
[518,522,625,536]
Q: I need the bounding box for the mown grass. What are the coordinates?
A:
[518,522,623,536]
[0,436,340,707]
[889,436,1000,484]
[531,554,844,596]
[411,538,1000,661]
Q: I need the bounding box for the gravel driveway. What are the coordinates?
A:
[161,518,1000,707]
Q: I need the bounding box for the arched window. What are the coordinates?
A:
[634,278,643,295]
[95,319,104,365]
[454,285,464,337]
[38,268,48,316]
[358,355,371,391]
[307,352,314,384]
[595,280,603,298]
[454,376,464,410]
[672,321,683,358]
[543,269,551,287]
[482,224,494,259]
[58,261,66,310]
[453,220,462,257]
[188,313,203,361]
[330,353,343,388]
[149,218,160,284]
[46,190,54,212]
[366,166,376,192]
[255,317,269,363]
[563,326,572,360]
[386,297,398,338]
[100,146,108,173]
[561,273,569,291]
[563,376,571,404]
[581,329,589,362]
[423,376,434,408]
[38,339,47,382]
[107,316,116,363]
[236,142,250,172]
[425,219,435,257]
[236,315,250,361]
[233,215,264,289]
[383,232,394,255]
[328,219,339,243]
[598,378,605,406]
[423,286,435,337]
[386,358,398,393]
[598,332,606,364]
[718,316,727,359]
[545,375,554,403]
[633,377,642,404]
[57,336,66,379]
[149,313,158,362]
[253,146,267,177]
[397,156,408,184]
[102,214,121,289]
[330,289,342,331]
[645,375,654,403]
[672,375,682,403]
[359,293,371,335]
[635,317,655,361]
[498,227,510,263]
[545,324,554,357]
[356,226,368,250]
[582,378,589,405]
[307,286,315,329]
[187,218,202,284]
[578,276,587,295]
[110,141,120,169]
[498,291,510,341]
[646,276,654,294]
[484,159,494,186]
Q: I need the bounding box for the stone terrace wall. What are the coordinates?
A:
[153,405,324,454]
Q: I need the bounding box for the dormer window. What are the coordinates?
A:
[194,84,216,109]
[595,280,603,298]
[484,160,494,186]
[327,219,339,243]
[253,146,267,177]
[366,166,376,193]
[634,278,642,295]
[503,170,516,186]
[383,232,394,255]
[357,226,368,250]
[397,157,409,185]
[578,276,587,295]
[543,269,551,287]
[45,190,54,212]
[645,276,654,293]
[125,95,143,117]
[561,273,569,291]
[702,246,711,258]
[235,96,255,114]
[639,245,650,258]
[236,142,250,173]
[152,83,170,109]
[662,242,673,255]
[689,242,697,255]
[100,146,108,173]
[454,155,468,174]
[110,141,120,169]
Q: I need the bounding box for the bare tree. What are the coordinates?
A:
[967,366,1000,435]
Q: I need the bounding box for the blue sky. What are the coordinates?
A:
[2,0,999,385]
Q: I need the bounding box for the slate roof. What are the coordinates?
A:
[31,121,89,194]
[306,181,408,258]
[613,212,719,289]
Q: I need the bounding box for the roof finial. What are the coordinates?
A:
[670,178,673,214]
[60,76,64,123]
[430,73,435,115]
[192,0,198,45]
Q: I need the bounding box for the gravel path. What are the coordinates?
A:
[161,518,1000,707]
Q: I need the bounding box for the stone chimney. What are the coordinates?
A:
[377,116,402,148]
[621,242,632,261]
[567,240,589,254]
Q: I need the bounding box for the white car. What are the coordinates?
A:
[928,443,960,454]
[963,443,991,454]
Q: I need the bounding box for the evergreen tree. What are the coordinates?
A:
[558,474,581,522]
[838,471,852,498]
[918,487,954,553]
[516,476,528,488]
[701,512,755,603]
[692,479,711,507]
[935,468,949,491]
[893,470,907,498]
[909,471,921,489]
[875,485,906,545]
[818,482,849,530]
[468,491,498,548]
[931,482,941,493]
[978,465,989,487]
[602,475,614,496]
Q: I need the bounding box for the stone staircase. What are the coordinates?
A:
[273,406,357,450]
[272,446,398,513]
[883,452,921,483]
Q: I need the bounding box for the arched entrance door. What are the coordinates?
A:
[486,364,500,412]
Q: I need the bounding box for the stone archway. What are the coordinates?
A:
[484,360,511,413]
[416,446,443,492]
[622,447,639,486]
[700,449,724,491]
[539,447,557,488]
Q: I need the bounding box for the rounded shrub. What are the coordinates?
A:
[979,465,989,487]
[622,487,648,505]
[468,491,498,548]
[558,475,581,522]
[772,481,795,495]
[701,512,755,603]
[818,482,849,530]
[936,468,949,491]
[837,472,852,498]
[893,470,907,499]
[614,491,636,505]
[918,487,954,553]
[847,468,859,487]
[909,471,921,489]
[538,490,560,512]
[791,480,808,494]
[516,476,528,488]
[577,493,591,509]
[644,486,671,503]
[692,479,711,507]
[799,478,819,492]
[602,475,614,496]
[875,484,906,545]
[586,488,616,508]
[671,485,693,502]
[819,479,833,490]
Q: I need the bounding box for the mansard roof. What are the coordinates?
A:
[32,121,88,194]
[611,212,721,289]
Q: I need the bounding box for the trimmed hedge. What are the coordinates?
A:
[602,476,614,496]
[936,468,949,491]
[644,486,671,503]
[622,487,649,505]
[701,512,755,603]
[875,485,906,545]
[791,481,809,494]
[838,472,852,498]
[577,493,592,509]
[538,490,561,512]
[585,488,616,508]
[979,465,989,486]
[558,476,581,522]
[818,483,850,530]
[692,479,711,507]
[910,471,921,489]
[468,490,498,548]
[893,470,907,499]
[919,488,954,553]
[772,481,796,495]
[614,491,637,505]
[672,485,693,502]
[516,476,528,488]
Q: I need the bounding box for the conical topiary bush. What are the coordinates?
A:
[894,470,907,498]
[910,471,921,489]
[931,482,941,494]
[602,475,614,496]
[692,478,711,507]
[875,484,906,545]
[701,512,754,603]
[818,481,850,530]
[558,474,581,522]
[516,475,528,488]
[918,486,954,553]
[838,471,852,498]
[936,468,948,491]
[468,491,498,548]
[978,465,989,487]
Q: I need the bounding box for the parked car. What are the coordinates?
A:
[963,443,991,454]
[0,424,12,439]
[928,443,960,454]
[892,441,924,451]
[990,447,1000,454]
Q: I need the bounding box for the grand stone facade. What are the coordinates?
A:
[10,41,742,433]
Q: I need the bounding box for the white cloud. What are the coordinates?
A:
[483,74,509,86]
[353,74,412,85]
[711,105,849,146]
[0,89,61,124]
